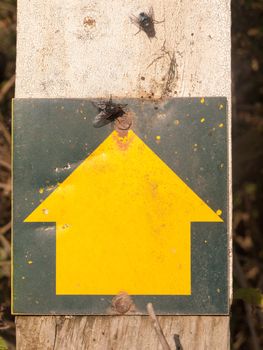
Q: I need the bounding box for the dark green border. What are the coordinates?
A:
[13,98,229,315]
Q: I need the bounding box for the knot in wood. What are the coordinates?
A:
[83,16,96,28]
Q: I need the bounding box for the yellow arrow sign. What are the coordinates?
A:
[25,130,223,295]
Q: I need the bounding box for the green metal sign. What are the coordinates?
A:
[13,97,229,315]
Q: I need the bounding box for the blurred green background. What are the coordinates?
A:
[0,0,262,349]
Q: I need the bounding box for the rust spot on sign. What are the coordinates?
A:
[114,111,133,137]
[114,112,133,141]
[112,129,135,151]
[111,292,133,314]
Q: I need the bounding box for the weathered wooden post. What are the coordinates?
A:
[14,0,231,348]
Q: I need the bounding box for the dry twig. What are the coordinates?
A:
[0,74,15,103]
[147,303,171,350]
[0,234,11,256]
[233,250,261,350]
[173,334,183,350]
[0,222,11,235]
[0,159,11,171]
[0,182,11,194]
[0,119,11,145]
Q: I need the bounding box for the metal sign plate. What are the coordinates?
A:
[12,97,229,315]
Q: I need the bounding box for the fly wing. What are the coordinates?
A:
[118,103,128,109]
[148,6,154,20]
[92,101,108,111]
[130,14,140,28]
[93,111,112,128]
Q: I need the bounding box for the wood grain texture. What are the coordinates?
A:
[16,0,231,99]
[15,0,231,348]
[16,315,230,350]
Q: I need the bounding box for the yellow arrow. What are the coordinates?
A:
[25,130,223,295]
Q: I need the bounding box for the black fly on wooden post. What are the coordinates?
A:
[130,7,164,39]
[92,96,127,128]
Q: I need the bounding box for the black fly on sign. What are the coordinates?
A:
[130,7,163,39]
[92,97,127,128]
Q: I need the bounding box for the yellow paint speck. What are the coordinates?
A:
[219,123,224,128]
[219,104,224,110]
[200,118,205,123]
[216,209,222,216]
[156,135,161,141]
[200,97,205,104]
[39,188,44,194]
[174,120,180,125]
[46,185,56,192]
[28,260,33,265]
